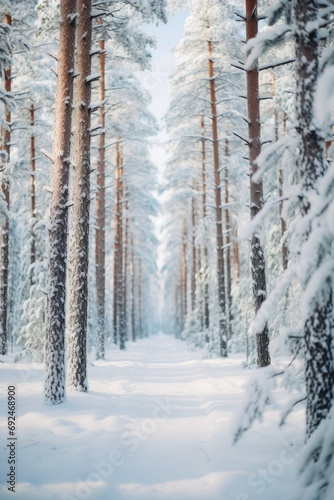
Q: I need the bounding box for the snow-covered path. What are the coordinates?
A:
[0,333,303,500]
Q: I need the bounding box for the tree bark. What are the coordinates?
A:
[191,189,196,313]
[224,139,232,338]
[67,0,92,392]
[117,149,125,350]
[0,13,11,356]
[207,25,227,357]
[44,2,76,403]
[95,23,106,360]
[245,0,270,367]
[201,117,210,333]
[293,0,334,438]
[30,102,36,270]
[113,141,121,345]
[131,236,136,342]
[181,224,188,329]
[122,187,129,345]
[272,75,288,270]
[138,261,143,338]
[280,112,288,270]
[233,223,240,283]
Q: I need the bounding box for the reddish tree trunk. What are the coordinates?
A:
[245,0,270,367]
[44,1,76,403]
[67,0,93,391]
[207,26,227,356]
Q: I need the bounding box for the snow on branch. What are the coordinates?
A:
[252,135,295,184]
[245,24,291,70]
[254,266,296,335]
[315,66,334,126]
[295,406,334,500]
[232,366,277,443]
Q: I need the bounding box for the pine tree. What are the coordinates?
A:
[245,0,271,368]
[293,0,334,438]
[0,12,12,356]
[67,0,93,392]
[44,0,76,404]
[95,19,106,360]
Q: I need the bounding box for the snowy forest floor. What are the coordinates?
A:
[0,333,305,500]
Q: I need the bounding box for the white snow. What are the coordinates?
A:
[0,333,304,500]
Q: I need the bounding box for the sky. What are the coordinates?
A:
[137,9,189,175]
[136,10,189,317]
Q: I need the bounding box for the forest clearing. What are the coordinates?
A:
[0,334,304,500]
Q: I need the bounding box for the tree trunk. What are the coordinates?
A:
[117,149,126,350]
[191,189,196,312]
[113,142,121,345]
[67,0,92,392]
[181,224,188,328]
[245,0,270,367]
[0,13,11,356]
[123,189,129,342]
[138,261,143,338]
[44,1,76,403]
[280,113,288,270]
[201,117,210,333]
[233,223,240,283]
[95,23,106,360]
[30,103,36,270]
[272,75,288,270]
[224,138,232,338]
[131,236,136,342]
[293,0,334,438]
[207,26,227,357]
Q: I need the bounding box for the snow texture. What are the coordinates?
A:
[0,333,305,500]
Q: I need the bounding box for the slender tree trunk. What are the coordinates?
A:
[272,75,288,270]
[201,117,210,333]
[233,223,240,283]
[0,13,11,356]
[138,261,143,338]
[123,189,129,342]
[280,113,288,270]
[30,103,36,270]
[131,237,136,342]
[191,189,196,313]
[95,23,106,360]
[113,141,121,345]
[67,0,92,392]
[207,26,227,357]
[224,139,232,338]
[245,0,270,367]
[117,150,125,350]
[293,0,334,438]
[44,1,76,404]
[181,225,188,328]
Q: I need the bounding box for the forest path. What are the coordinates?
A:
[0,333,303,500]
